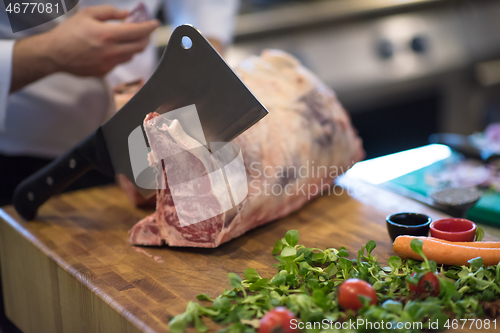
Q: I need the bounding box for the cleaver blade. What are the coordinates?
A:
[13,24,268,220]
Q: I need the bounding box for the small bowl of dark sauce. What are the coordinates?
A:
[386,213,432,242]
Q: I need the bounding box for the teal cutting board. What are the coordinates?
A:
[387,157,500,227]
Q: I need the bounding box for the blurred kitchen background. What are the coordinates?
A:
[157,0,500,159]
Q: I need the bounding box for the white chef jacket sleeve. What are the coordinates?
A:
[0,40,14,132]
[164,0,239,46]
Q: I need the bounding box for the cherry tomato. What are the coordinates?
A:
[259,307,298,333]
[338,278,377,311]
[408,271,440,297]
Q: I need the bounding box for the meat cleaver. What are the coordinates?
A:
[13,25,268,220]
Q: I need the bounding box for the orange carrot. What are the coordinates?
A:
[393,236,500,266]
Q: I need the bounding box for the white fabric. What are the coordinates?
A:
[0,40,14,132]
[164,0,238,46]
[0,0,238,158]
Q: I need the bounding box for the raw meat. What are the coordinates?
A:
[128,50,364,247]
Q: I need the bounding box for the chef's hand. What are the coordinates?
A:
[11,5,160,92]
[48,5,159,76]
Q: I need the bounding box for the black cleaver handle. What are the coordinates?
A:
[13,128,114,220]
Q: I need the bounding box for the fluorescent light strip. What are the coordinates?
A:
[346,144,452,185]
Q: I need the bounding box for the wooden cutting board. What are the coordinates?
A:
[0,178,494,333]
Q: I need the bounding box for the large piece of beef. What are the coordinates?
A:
[128,50,364,248]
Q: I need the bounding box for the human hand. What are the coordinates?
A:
[44,5,159,77]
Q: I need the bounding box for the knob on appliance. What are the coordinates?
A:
[376,39,394,59]
[411,35,429,53]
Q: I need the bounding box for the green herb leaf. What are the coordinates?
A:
[388,256,402,272]
[428,260,438,273]
[337,248,349,257]
[244,268,261,282]
[327,250,338,262]
[281,246,297,257]
[325,263,338,278]
[358,294,371,308]
[271,274,286,287]
[483,289,495,301]
[439,279,457,299]
[406,273,419,286]
[213,296,231,312]
[194,316,207,332]
[468,257,484,271]
[196,294,213,301]
[338,257,353,279]
[285,230,299,247]
[272,239,284,255]
[366,240,376,255]
[248,278,269,292]
[228,273,245,296]
[410,238,424,256]
[476,227,485,242]
[382,299,402,314]
[168,315,186,333]
[312,252,326,264]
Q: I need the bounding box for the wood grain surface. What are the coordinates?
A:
[0,177,496,333]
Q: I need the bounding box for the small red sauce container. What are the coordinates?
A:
[430,218,477,242]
